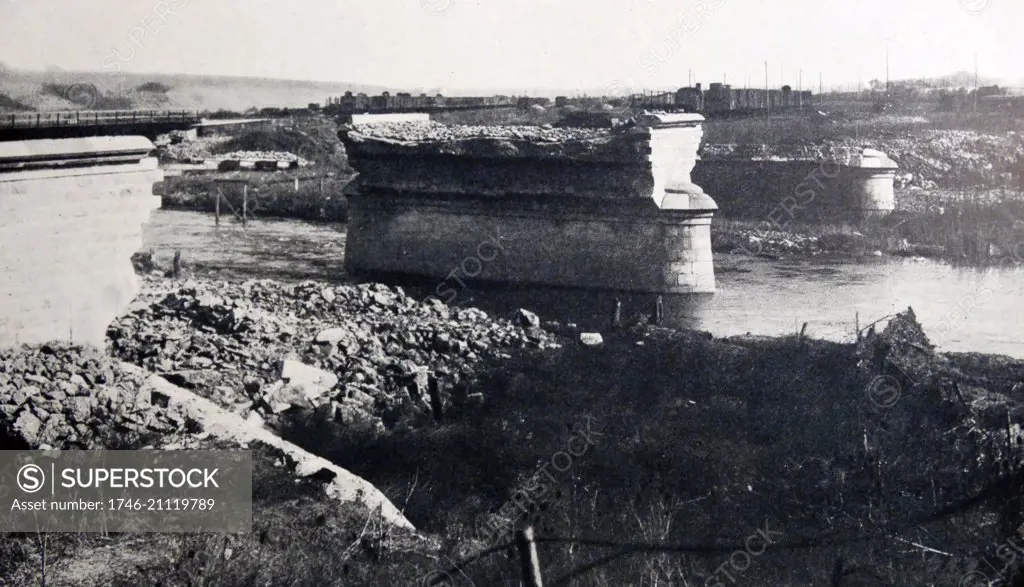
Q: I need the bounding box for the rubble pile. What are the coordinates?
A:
[156,138,312,167]
[0,344,193,449]
[217,150,311,165]
[340,120,646,162]
[714,226,832,256]
[157,136,230,163]
[881,130,1023,190]
[699,143,865,166]
[346,120,612,143]
[0,344,417,529]
[107,277,562,431]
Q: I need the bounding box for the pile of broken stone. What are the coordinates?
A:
[0,333,418,529]
[1,272,587,451]
[0,343,194,449]
[345,120,612,143]
[339,121,645,163]
[217,150,311,165]
[103,276,564,434]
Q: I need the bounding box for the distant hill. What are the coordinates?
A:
[0,68,391,113]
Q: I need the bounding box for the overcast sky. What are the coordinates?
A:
[1,0,1019,92]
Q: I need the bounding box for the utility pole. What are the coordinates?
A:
[885,44,890,96]
[765,60,770,119]
[819,72,823,105]
[974,52,979,112]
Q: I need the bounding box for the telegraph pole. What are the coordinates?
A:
[974,52,979,112]
[798,68,803,109]
[885,44,890,96]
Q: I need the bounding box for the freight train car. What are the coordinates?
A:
[324,92,544,115]
[632,84,814,116]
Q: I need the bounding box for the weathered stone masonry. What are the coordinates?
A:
[691,147,899,222]
[0,137,163,347]
[340,114,719,294]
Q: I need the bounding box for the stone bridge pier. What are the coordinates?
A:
[340,113,719,294]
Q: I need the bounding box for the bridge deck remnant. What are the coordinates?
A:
[0,110,201,141]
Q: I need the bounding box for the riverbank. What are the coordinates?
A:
[3,268,1024,585]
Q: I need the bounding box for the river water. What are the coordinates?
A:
[144,210,1024,359]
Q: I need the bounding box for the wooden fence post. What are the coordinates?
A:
[516,527,543,587]
[651,295,664,326]
[428,375,443,422]
[242,185,248,229]
[611,299,622,328]
[215,188,221,228]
